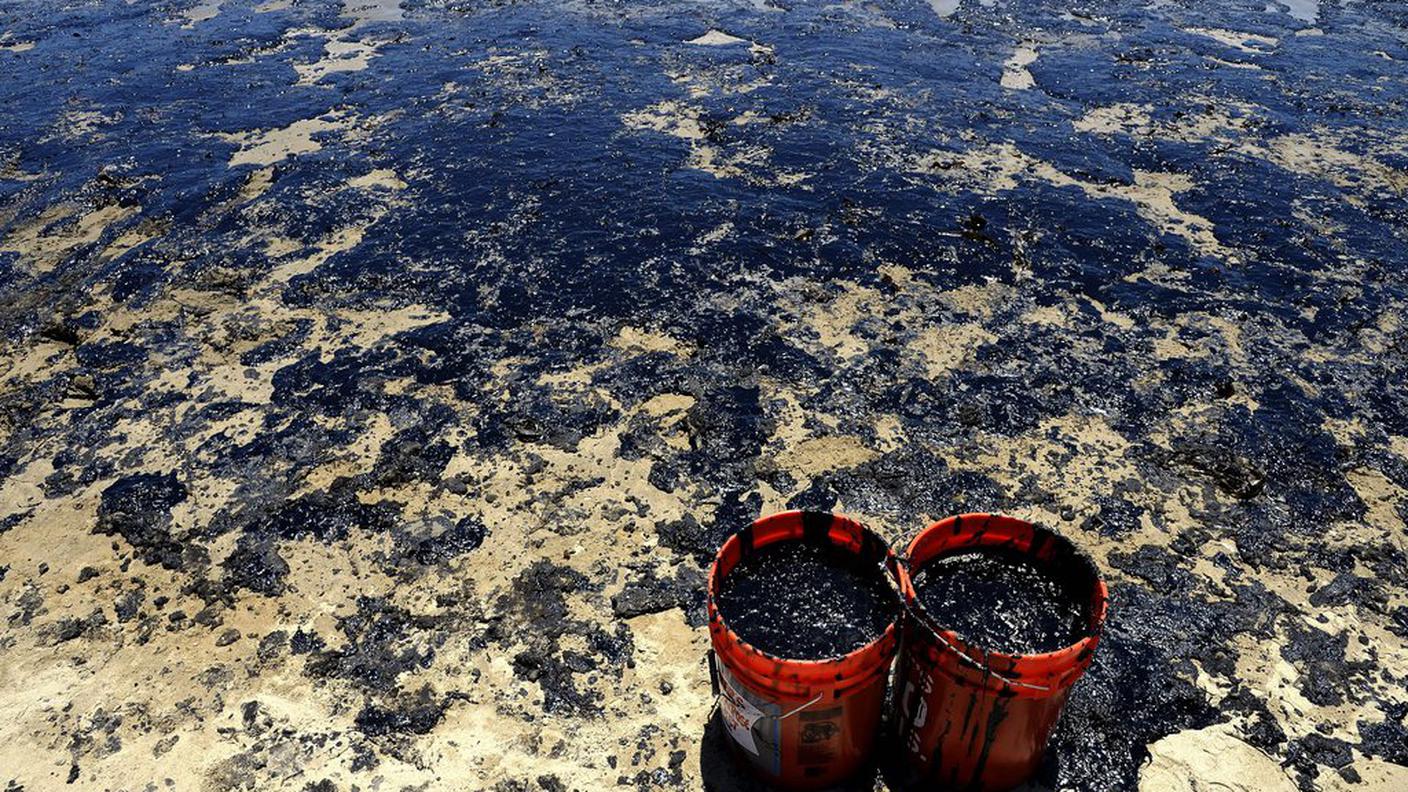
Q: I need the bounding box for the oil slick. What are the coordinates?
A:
[1,0,1406,788]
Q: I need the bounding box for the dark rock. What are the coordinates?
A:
[114,588,144,623]
[289,628,324,655]
[40,322,81,345]
[1286,733,1355,787]
[654,515,708,561]
[222,536,290,596]
[257,630,288,661]
[412,516,488,565]
[305,598,437,693]
[1308,573,1369,608]
[54,618,86,643]
[354,686,447,737]
[611,581,677,619]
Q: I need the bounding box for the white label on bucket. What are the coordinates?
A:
[719,668,764,755]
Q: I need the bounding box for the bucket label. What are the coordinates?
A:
[797,705,843,767]
[717,665,782,774]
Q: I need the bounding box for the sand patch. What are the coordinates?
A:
[1074,102,1153,136]
[219,111,352,167]
[687,30,748,46]
[1242,132,1408,207]
[1074,98,1260,144]
[916,143,1229,258]
[787,435,879,478]
[98,217,167,262]
[1139,724,1298,792]
[1184,27,1279,53]
[623,101,708,140]
[611,326,689,355]
[1000,44,1038,90]
[0,200,140,274]
[346,167,407,191]
[343,0,403,27]
[1280,0,1319,23]
[264,221,370,282]
[929,0,961,17]
[622,102,805,186]
[295,38,382,84]
[181,0,222,27]
[913,324,996,378]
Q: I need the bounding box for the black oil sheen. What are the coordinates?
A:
[914,548,1087,656]
[715,540,898,659]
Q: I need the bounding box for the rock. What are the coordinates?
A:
[686,29,748,46]
[1327,758,1408,791]
[257,630,288,661]
[1139,724,1298,792]
[95,474,196,571]
[216,628,241,647]
[67,373,98,401]
[412,516,487,565]
[353,686,447,736]
[40,322,81,345]
[50,609,106,644]
[152,734,179,757]
[611,581,678,619]
[54,618,86,643]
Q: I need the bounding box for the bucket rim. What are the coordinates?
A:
[707,510,905,683]
[902,512,1109,692]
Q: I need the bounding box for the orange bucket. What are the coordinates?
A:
[893,513,1109,791]
[706,510,904,790]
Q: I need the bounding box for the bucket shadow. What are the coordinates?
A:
[873,738,1058,792]
[699,707,880,792]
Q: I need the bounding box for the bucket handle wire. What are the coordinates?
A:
[778,693,823,720]
[707,650,827,719]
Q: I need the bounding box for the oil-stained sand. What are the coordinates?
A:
[1,0,1407,790]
